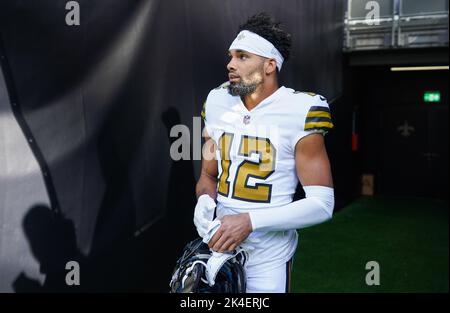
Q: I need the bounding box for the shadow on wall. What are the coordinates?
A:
[13,107,198,292]
[13,205,85,292]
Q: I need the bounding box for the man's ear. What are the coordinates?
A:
[265,59,277,75]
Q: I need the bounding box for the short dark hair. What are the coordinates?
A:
[238,12,292,62]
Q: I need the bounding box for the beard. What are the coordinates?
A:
[228,67,264,97]
[228,81,259,97]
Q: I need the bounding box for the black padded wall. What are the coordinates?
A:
[0,0,344,291]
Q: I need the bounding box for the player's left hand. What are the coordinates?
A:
[208,213,253,253]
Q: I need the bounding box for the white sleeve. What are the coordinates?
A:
[248,185,334,232]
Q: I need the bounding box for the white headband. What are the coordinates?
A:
[229,30,284,71]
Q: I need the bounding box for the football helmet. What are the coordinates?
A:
[169,238,247,293]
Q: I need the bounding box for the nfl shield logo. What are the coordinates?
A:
[243,115,251,125]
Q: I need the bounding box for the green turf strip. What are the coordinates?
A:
[291,197,449,293]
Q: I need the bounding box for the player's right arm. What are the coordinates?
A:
[193,125,219,238]
[196,133,218,199]
[194,93,222,239]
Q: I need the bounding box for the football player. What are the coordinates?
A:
[194,13,335,293]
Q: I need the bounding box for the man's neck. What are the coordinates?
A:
[242,83,279,111]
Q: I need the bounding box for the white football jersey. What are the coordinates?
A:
[201,82,333,270]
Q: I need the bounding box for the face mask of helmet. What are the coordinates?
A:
[169,238,247,293]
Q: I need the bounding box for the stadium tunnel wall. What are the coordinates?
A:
[0,0,349,291]
[345,63,449,199]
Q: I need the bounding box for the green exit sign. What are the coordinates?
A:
[424,91,441,103]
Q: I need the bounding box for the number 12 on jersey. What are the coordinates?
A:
[217,132,276,203]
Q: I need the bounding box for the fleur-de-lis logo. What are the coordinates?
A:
[397,121,415,138]
[237,33,245,40]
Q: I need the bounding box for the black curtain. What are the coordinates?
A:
[0,0,345,291]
